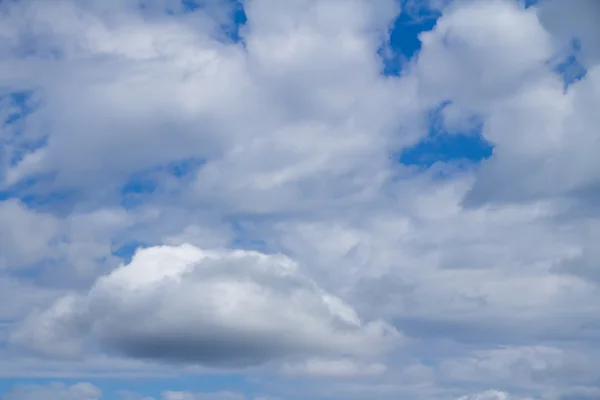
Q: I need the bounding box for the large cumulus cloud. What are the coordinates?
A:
[10,244,400,367]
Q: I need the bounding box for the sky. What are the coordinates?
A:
[0,0,599,399]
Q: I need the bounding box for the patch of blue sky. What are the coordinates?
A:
[223,0,247,44]
[379,1,440,76]
[2,91,43,152]
[524,0,541,8]
[157,0,246,44]
[190,0,246,42]
[2,90,50,201]
[0,171,77,215]
[120,172,158,209]
[553,38,587,91]
[229,219,269,252]
[2,90,37,125]
[120,156,204,189]
[112,240,147,263]
[16,188,74,211]
[120,157,205,209]
[8,135,47,167]
[400,133,493,168]
[164,157,206,177]
[181,0,201,11]
[399,102,493,170]
[382,3,493,173]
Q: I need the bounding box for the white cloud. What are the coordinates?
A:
[409,0,600,207]
[0,0,419,215]
[415,0,555,107]
[10,244,400,366]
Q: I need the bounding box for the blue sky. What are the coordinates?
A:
[1,0,600,400]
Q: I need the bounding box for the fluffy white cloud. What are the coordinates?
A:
[0,0,419,216]
[10,244,400,366]
[416,0,555,107]
[425,0,599,207]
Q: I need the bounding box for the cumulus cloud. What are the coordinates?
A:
[0,0,418,215]
[433,0,600,207]
[416,0,555,106]
[10,244,400,366]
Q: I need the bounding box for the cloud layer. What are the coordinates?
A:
[1,0,600,399]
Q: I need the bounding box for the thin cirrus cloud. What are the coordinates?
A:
[1,0,600,400]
